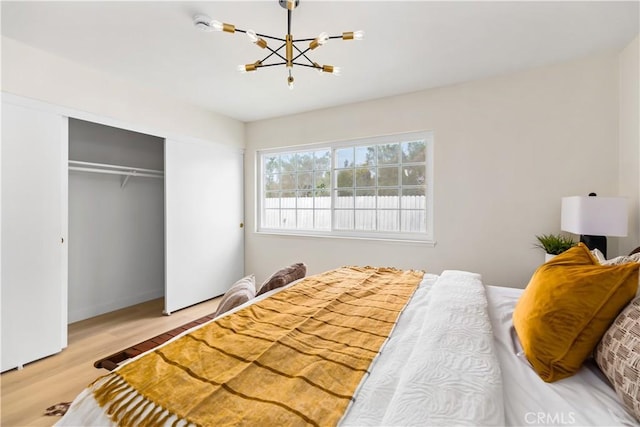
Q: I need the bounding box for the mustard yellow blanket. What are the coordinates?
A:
[92,266,423,426]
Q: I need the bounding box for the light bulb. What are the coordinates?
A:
[317,32,329,45]
[211,20,224,31]
[287,75,295,90]
[238,63,258,73]
[353,30,364,40]
[321,65,340,75]
[246,30,258,43]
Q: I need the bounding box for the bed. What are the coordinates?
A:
[57,250,640,426]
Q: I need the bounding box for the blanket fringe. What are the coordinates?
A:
[93,373,186,427]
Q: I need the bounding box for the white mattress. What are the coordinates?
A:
[486,285,639,426]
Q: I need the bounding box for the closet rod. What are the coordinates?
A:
[68,160,163,175]
[68,167,163,179]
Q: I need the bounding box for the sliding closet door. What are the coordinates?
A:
[1,101,67,371]
[164,139,244,314]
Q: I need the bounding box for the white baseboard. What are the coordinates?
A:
[68,289,164,323]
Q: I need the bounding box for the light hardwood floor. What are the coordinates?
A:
[1,297,221,427]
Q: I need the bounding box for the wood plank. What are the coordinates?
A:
[0,296,220,426]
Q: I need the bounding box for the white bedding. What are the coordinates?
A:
[57,272,638,427]
[487,285,639,427]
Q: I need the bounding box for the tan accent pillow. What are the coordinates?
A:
[599,253,640,297]
[214,275,256,317]
[595,297,640,422]
[257,263,306,296]
[513,244,639,382]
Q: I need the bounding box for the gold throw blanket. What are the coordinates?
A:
[92,266,424,426]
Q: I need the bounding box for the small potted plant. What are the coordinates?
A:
[534,233,576,261]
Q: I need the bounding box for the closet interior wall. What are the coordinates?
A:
[68,119,165,323]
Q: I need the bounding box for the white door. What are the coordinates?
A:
[1,101,68,371]
[164,139,244,314]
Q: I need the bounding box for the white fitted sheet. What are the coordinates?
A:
[486,285,639,426]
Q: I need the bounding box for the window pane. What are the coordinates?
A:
[264,191,281,207]
[297,152,314,171]
[401,210,426,232]
[314,210,331,230]
[281,173,296,190]
[297,210,314,229]
[402,165,426,185]
[355,146,375,167]
[378,143,400,165]
[314,171,330,191]
[355,189,376,208]
[315,150,331,170]
[335,190,354,208]
[297,192,313,208]
[378,189,399,209]
[377,166,399,187]
[402,187,426,209]
[355,210,376,230]
[281,209,296,228]
[355,168,376,188]
[336,169,354,188]
[297,172,313,191]
[401,141,426,163]
[314,190,330,208]
[334,210,354,230]
[336,147,354,169]
[265,173,280,191]
[263,209,280,228]
[280,192,296,209]
[281,153,297,172]
[264,155,280,175]
[378,210,399,231]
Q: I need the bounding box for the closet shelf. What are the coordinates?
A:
[69,160,164,188]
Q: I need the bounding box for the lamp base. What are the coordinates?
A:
[580,235,607,258]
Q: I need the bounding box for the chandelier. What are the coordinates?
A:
[194,0,363,90]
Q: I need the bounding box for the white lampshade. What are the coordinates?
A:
[561,196,628,237]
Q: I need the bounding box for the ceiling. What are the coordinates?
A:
[1,1,638,122]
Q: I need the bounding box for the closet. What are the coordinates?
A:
[1,95,244,372]
[68,119,165,322]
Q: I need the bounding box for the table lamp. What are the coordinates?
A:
[561,193,628,258]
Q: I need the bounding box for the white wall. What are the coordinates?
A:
[68,119,165,322]
[618,35,640,256]
[245,53,622,288]
[1,36,244,148]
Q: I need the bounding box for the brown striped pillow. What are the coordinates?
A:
[257,263,306,296]
[595,297,640,422]
[214,275,256,317]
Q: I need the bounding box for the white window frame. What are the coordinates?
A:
[256,131,434,244]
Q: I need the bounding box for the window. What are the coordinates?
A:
[257,131,433,242]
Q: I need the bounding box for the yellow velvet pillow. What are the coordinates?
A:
[513,243,639,382]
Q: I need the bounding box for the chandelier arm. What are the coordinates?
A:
[293,35,342,42]
[291,62,324,69]
[231,27,287,43]
[258,42,288,63]
[259,62,287,68]
[255,33,287,42]
[292,48,317,66]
